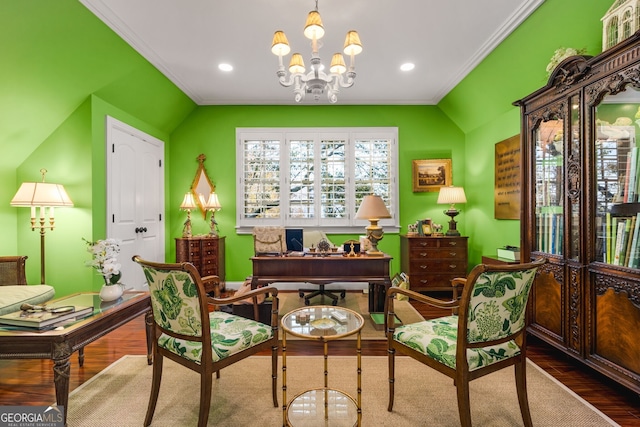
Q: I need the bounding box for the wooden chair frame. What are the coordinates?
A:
[0,256,28,286]
[133,256,280,427]
[385,258,545,427]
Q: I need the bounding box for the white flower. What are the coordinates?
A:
[84,238,122,285]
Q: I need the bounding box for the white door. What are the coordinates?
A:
[106,116,165,291]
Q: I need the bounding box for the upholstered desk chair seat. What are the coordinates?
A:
[252,226,286,255]
[386,258,546,427]
[133,256,279,427]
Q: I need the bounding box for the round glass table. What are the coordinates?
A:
[281,305,365,427]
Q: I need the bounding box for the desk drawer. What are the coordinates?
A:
[410,247,467,260]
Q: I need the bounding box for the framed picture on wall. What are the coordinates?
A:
[412,159,452,192]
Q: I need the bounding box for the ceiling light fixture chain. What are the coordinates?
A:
[271,0,362,103]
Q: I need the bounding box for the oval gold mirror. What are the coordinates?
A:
[191,154,215,219]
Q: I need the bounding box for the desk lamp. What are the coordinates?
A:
[11,169,74,284]
[437,186,467,236]
[180,192,198,238]
[355,194,391,256]
[203,192,222,236]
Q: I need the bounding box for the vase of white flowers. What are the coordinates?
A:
[85,238,124,301]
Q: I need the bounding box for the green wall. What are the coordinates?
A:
[169,105,465,281]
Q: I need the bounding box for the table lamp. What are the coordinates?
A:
[10,168,74,284]
[437,186,467,236]
[180,192,198,238]
[203,192,222,236]
[355,194,391,256]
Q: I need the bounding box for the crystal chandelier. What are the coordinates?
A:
[271,0,363,103]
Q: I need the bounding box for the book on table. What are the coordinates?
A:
[0,298,94,329]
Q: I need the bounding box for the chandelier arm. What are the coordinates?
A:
[335,71,356,89]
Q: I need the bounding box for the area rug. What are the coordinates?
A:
[278,290,423,340]
[67,355,618,427]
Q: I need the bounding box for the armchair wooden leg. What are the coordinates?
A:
[387,347,396,411]
[271,344,279,407]
[198,370,213,427]
[456,380,472,427]
[515,360,533,427]
[144,352,163,427]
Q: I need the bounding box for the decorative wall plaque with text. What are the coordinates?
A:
[494,135,520,219]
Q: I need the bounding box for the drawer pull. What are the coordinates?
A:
[449,252,457,257]
[449,264,457,269]
[419,265,428,270]
[448,241,458,246]
[419,279,428,284]
[419,252,428,257]
[418,242,428,247]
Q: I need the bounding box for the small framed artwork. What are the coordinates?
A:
[412,159,452,192]
[421,218,433,236]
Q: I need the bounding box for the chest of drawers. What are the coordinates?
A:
[175,236,225,289]
[400,235,468,292]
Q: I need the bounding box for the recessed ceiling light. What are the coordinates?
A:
[218,63,233,72]
[400,63,415,72]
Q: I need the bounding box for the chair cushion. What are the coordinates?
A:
[0,285,55,316]
[393,315,521,371]
[158,311,273,364]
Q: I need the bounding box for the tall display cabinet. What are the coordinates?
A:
[515,33,640,393]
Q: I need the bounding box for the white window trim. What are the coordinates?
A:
[236,127,400,234]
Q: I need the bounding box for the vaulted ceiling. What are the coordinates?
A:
[80,0,543,105]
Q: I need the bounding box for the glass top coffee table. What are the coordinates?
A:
[281,305,364,427]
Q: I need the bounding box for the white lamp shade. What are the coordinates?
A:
[11,182,73,207]
[204,192,222,210]
[437,186,467,205]
[180,192,198,210]
[355,195,391,220]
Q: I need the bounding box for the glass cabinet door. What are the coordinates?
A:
[534,118,564,255]
[594,87,640,267]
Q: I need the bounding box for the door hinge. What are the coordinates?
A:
[112,144,115,153]
[159,213,162,221]
[159,159,162,167]
[112,214,115,223]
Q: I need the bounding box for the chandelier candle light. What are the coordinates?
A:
[180,192,198,238]
[203,192,222,236]
[355,194,391,257]
[271,0,363,103]
[437,186,467,236]
[10,168,74,284]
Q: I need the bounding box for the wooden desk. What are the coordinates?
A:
[251,255,392,312]
[0,292,152,426]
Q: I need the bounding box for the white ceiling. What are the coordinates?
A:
[80,0,543,106]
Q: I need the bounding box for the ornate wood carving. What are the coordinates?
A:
[517,33,640,393]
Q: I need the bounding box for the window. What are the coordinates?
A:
[236,128,399,233]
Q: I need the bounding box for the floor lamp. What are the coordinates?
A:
[10,169,74,284]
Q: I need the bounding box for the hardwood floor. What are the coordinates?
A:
[1,292,639,425]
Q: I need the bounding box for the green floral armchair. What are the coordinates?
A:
[385,258,545,427]
[133,256,279,427]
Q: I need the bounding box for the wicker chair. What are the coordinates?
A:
[0,256,55,316]
[133,256,279,427]
[385,258,546,427]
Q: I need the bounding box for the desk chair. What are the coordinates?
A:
[385,258,545,427]
[298,230,346,306]
[252,226,286,255]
